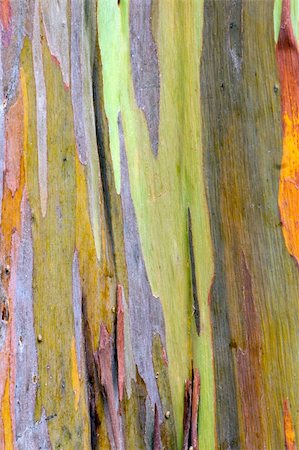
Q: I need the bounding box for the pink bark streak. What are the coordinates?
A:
[236,253,263,449]
[191,368,200,450]
[182,368,200,450]
[94,323,120,449]
[0,0,10,29]
[153,404,161,450]
[0,0,11,37]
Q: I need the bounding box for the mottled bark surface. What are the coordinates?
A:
[0,0,298,449]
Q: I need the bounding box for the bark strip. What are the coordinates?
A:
[117,284,125,403]
[182,379,192,450]
[94,323,120,449]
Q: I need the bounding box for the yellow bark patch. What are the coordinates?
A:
[75,153,104,345]
[71,337,80,411]
[2,376,13,449]
[75,152,94,265]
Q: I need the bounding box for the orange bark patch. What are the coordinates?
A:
[279,115,299,261]
[277,0,299,263]
[1,156,24,259]
[283,399,297,450]
[1,70,26,260]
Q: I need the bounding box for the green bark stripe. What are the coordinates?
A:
[98,0,215,447]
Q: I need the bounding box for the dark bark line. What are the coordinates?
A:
[82,291,101,450]
[187,208,200,336]
[182,379,192,450]
[201,0,299,448]
[182,367,201,450]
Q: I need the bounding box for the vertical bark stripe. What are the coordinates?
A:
[41,0,70,88]
[32,0,48,218]
[117,284,125,403]
[71,337,80,411]
[277,0,299,263]
[1,376,13,449]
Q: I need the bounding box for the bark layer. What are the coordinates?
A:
[0,1,297,449]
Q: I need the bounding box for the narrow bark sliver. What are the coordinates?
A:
[94,323,122,450]
[182,367,201,450]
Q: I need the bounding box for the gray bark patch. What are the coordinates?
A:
[70,0,87,165]
[228,0,243,81]
[0,44,4,224]
[16,409,52,450]
[32,0,48,217]
[129,0,160,155]
[11,191,51,449]
[118,113,166,419]
[41,0,70,87]
[1,0,26,108]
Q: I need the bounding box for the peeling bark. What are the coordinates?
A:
[0,1,298,449]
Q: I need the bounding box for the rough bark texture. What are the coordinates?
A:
[0,0,298,449]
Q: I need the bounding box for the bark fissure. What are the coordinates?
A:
[187,208,200,336]
[82,294,100,449]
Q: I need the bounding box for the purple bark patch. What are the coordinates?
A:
[118,113,166,421]
[11,190,51,448]
[129,0,160,155]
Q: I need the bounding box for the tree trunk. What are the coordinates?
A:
[0,0,297,449]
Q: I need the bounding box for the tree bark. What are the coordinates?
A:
[0,0,297,449]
